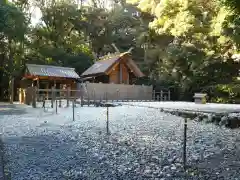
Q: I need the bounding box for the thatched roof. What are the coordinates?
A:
[81,52,144,78]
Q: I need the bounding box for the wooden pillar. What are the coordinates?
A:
[46,83,49,100]
[119,63,123,84]
[37,78,40,89]
[160,90,163,101]
[59,84,62,98]
[153,90,155,101]
[93,89,96,104]
[168,90,171,101]
[51,86,55,108]
[36,78,40,102]
[54,80,56,90]
[80,87,83,107]
[127,71,129,84]
[32,87,37,108]
[67,87,70,107]
[54,79,57,99]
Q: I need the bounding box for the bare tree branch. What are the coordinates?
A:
[111,43,120,53]
[127,47,134,53]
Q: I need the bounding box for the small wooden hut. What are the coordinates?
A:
[19,64,80,103]
[81,52,144,84]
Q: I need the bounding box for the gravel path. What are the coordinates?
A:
[0,103,29,179]
[0,135,4,180]
[1,104,240,179]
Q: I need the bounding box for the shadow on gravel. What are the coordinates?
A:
[0,104,27,116]
[192,149,240,180]
[3,133,192,180]
[4,134,127,180]
[3,132,220,180]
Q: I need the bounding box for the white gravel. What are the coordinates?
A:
[1,102,240,179]
[122,101,240,113]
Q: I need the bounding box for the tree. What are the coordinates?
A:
[0,0,238,102]
[127,0,240,101]
[0,2,28,102]
[27,1,94,74]
[220,0,240,48]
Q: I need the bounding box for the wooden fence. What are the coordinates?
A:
[19,84,171,108]
[81,82,153,101]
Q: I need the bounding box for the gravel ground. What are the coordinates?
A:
[1,103,240,179]
[0,134,4,179]
[122,101,240,113]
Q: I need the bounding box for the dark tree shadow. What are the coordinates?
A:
[4,133,129,180]
[0,104,27,116]
[191,148,240,180]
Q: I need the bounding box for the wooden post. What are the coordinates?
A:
[51,87,54,108]
[32,87,37,108]
[54,80,56,88]
[67,87,70,107]
[72,100,75,121]
[116,90,119,102]
[168,90,171,101]
[55,100,58,114]
[37,78,39,89]
[119,63,123,84]
[87,95,90,107]
[164,95,167,101]
[46,83,49,100]
[106,92,108,102]
[80,90,84,107]
[59,99,62,108]
[112,91,114,102]
[106,106,109,135]
[93,89,96,104]
[42,94,45,109]
[153,90,155,101]
[183,118,187,170]
[118,91,120,102]
[160,90,163,101]
[36,78,40,102]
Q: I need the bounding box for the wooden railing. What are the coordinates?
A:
[22,87,171,108]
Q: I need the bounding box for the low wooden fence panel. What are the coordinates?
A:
[19,83,172,108]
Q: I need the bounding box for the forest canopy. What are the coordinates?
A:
[0,0,239,102]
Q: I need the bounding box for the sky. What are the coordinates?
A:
[30,6,42,25]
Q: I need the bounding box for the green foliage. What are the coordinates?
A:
[27,2,94,73]
[203,83,240,103]
[0,0,239,103]
[221,0,240,13]
[0,2,28,100]
[0,3,26,39]
[127,0,240,102]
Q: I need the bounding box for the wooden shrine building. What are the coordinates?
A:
[19,64,80,103]
[21,64,80,89]
[81,52,144,84]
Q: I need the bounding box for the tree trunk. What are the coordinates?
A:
[0,54,4,101]
[9,77,14,104]
[8,39,14,104]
